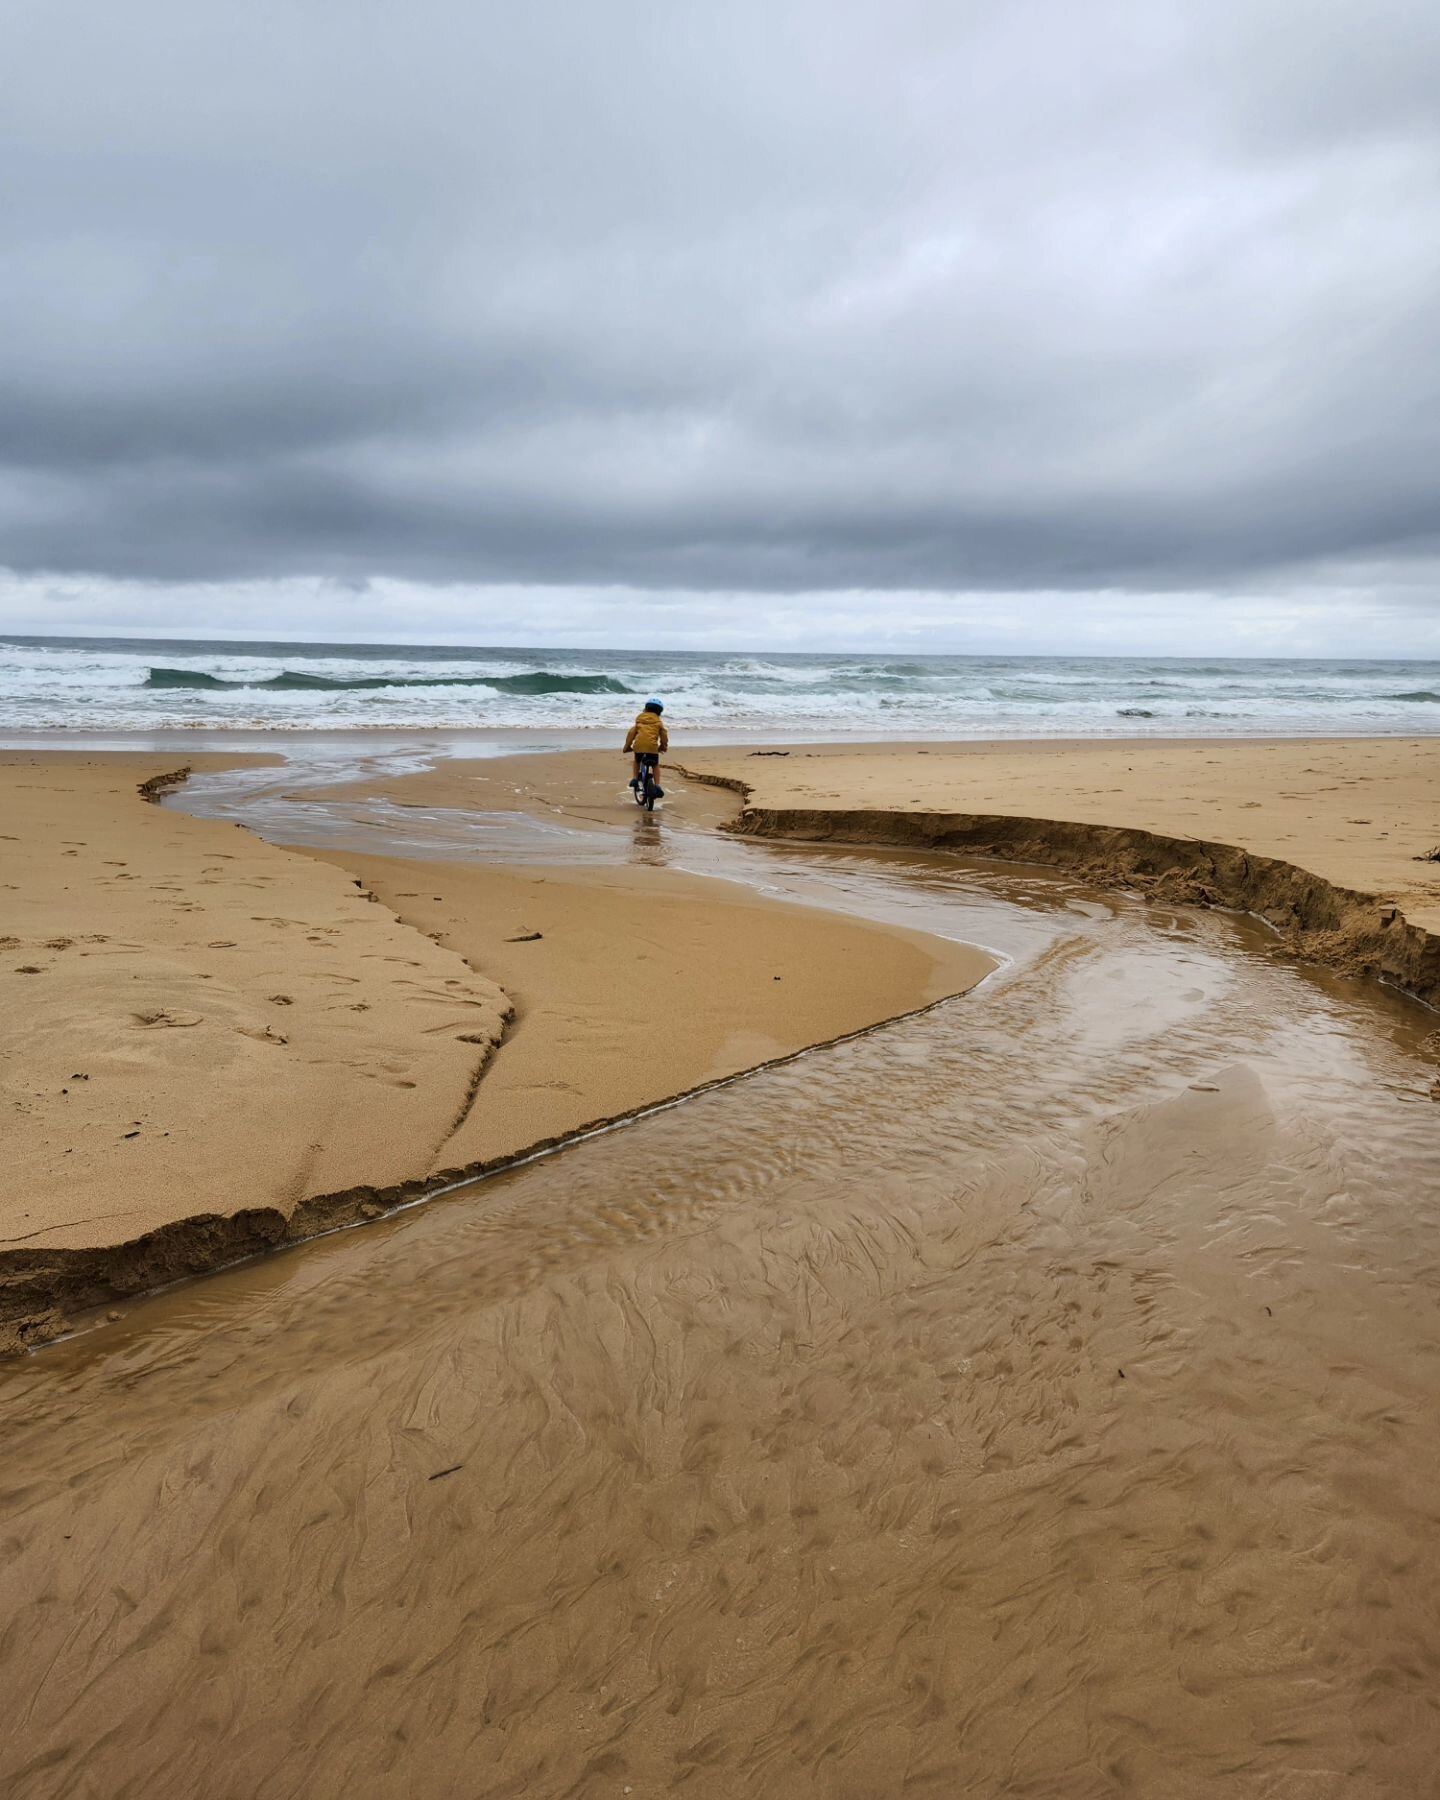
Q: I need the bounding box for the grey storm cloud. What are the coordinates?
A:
[3,0,1439,599]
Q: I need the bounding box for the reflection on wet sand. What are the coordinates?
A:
[4,780,1440,1797]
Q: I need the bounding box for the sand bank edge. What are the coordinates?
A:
[1,984,973,1353]
[673,765,1440,1012]
[1,766,985,1352]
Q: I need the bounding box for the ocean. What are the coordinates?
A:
[3,634,1440,738]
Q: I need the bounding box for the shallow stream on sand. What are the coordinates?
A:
[3,752,1439,1798]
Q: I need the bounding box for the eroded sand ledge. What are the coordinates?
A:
[0,754,511,1346]
[1,753,992,1347]
[7,745,1440,1796]
[304,853,992,1171]
[674,739,1440,1011]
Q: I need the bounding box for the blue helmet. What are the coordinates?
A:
[645,698,664,713]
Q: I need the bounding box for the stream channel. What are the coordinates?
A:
[3,744,1439,1798]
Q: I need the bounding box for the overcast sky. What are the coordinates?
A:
[3,0,1438,653]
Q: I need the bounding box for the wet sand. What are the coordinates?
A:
[1,752,990,1342]
[295,738,1440,1006]
[670,738,1440,1005]
[304,853,990,1168]
[312,743,744,835]
[673,737,1440,932]
[3,829,1439,1796]
[4,741,1440,1796]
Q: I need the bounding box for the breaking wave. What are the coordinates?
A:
[5,638,1440,733]
[144,667,631,696]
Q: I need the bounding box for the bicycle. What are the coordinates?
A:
[632,754,662,811]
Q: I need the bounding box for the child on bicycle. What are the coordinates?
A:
[624,699,668,795]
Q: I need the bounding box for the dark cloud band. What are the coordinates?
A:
[1,0,1437,612]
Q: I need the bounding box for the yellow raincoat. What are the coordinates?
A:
[624,709,669,755]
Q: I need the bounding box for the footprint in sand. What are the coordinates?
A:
[237,1024,289,1045]
[132,1009,204,1027]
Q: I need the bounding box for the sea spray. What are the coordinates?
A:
[3,635,1440,735]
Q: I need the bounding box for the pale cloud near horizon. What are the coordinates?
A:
[2,0,1438,652]
[6,569,1439,659]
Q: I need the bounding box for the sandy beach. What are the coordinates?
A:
[305,854,987,1170]
[11,0,1440,1783]
[0,750,991,1344]
[0,752,508,1342]
[672,737,1440,927]
[312,733,1440,931]
[4,735,1440,1797]
[5,736,1440,1340]
[305,734,1440,1007]
[675,737,1440,1003]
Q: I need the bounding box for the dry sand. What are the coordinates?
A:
[0,753,510,1340]
[674,737,1440,1003]
[1,753,991,1342]
[307,854,990,1169]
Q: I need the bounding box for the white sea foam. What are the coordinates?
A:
[2,635,1439,737]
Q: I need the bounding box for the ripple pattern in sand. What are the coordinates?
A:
[3,857,1440,1798]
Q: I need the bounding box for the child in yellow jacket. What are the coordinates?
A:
[624,700,668,793]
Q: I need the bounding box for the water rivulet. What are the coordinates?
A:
[3,796,1438,1798]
